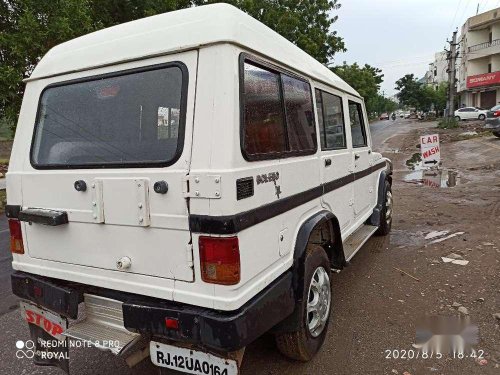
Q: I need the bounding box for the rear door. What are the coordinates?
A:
[348,99,373,219]
[21,51,198,281]
[315,87,353,232]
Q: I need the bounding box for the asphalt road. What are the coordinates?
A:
[0,118,429,375]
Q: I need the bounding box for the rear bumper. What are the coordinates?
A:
[485,119,500,129]
[11,270,295,352]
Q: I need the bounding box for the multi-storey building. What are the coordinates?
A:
[425,51,448,89]
[458,7,500,108]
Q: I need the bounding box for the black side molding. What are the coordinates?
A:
[18,208,69,226]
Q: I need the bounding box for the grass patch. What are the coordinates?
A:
[0,117,14,140]
[437,117,459,129]
[0,190,6,213]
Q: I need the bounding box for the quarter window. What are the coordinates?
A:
[348,101,368,148]
[282,75,316,152]
[242,63,286,156]
[242,60,316,159]
[315,89,346,150]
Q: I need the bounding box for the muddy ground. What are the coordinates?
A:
[243,120,500,375]
[0,120,498,375]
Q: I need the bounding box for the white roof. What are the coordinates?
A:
[30,4,359,97]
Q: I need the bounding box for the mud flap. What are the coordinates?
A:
[28,324,70,374]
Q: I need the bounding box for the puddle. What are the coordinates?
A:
[390,229,426,247]
[406,153,422,170]
[404,154,459,188]
[404,169,459,188]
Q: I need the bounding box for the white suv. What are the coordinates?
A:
[6,4,393,374]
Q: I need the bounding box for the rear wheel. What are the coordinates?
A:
[493,132,500,138]
[376,180,392,236]
[479,114,486,120]
[275,244,332,361]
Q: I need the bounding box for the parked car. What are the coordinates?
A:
[6,4,393,374]
[379,112,390,120]
[485,105,500,138]
[454,107,487,121]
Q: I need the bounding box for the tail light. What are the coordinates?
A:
[9,219,24,254]
[494,110,500,117]
[199,236,240,285]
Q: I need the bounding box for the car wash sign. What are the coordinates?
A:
[420,134,440,166]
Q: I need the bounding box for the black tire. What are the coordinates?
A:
[376,180,392,236]
[493,132,500,138]
[478,114,486,120]
[275,244,332,362]
[454,116,461,121]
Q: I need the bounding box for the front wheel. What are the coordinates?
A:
[376,180,393,236]
[454,116,461,121]
[479,114,486,120]
[275,244,332,361]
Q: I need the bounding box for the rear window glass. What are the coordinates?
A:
[31,64,186,168]
[242,60,316,160]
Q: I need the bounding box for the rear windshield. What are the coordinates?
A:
[31,63,187,168]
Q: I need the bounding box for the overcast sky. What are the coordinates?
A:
[332,0,500,96]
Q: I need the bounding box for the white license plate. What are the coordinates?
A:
[20,301,67,341]
[150,341,238,375]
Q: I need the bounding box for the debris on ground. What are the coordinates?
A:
[452,301,462,308]
[494,313,500,321]
[475,357,488,366]
[459,131,478,137]
[393,267,420,281]
[428,231,465,244]
[441,252,469,265]
[457,306,469,315]
[425,230,449,240]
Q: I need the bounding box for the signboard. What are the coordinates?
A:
[420,134,440,167]
[466,71,500,88]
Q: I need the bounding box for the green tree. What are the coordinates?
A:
[0,0,95,126]
[395,74,422,109]
[332,62,384,114]
[395,74,448,112]
[1,0,346,128]
[196,0,345,64]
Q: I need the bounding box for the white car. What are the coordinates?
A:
[6,4,393,374]
[454,107,487,121]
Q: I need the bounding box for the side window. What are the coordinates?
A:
[348,101,368,148]
[282,75,316,152]
[242,62,286,156]
[315,89,346,150]
[241,59,317,160]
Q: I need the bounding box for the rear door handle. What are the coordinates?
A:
[354,153,360,160]
[324,158,332,167]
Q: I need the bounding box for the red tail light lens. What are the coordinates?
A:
[9,219,24,254]
[199,236,240,285]
[494,110,500,117]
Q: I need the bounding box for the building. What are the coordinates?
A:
[425,52,448,89]
[458,7,500,108]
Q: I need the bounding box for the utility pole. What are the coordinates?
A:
[446,30,458,118]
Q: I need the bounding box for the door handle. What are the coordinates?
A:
[354,153,360,160]
[324,158,332,167]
